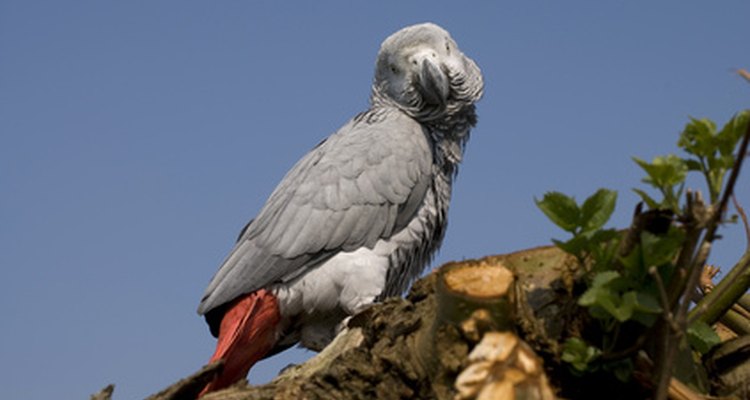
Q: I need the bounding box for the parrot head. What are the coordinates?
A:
[372,23,483,122]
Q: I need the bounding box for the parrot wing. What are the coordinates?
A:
[197,110,433,316]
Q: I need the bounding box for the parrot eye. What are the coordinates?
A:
[390,65,399,74]
[445,41,451,54]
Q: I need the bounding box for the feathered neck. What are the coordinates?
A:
[371,86,477,131]
[369,86,478,176]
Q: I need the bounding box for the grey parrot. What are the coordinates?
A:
[197,22,483,395]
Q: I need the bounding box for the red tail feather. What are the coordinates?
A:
[199,289,281,398]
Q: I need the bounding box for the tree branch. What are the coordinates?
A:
[653,107,750,400]
[689,249,750,326]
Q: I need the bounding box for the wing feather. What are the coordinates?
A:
[198,110,433,315]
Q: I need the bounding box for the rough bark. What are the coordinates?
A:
[94,245,747,399]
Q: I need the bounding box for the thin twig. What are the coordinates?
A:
[648,265,684,400]
[732,302,750,320]
[719,308,750,335]
[678,241,712,323]
[650,267,678,331]
[732,194,750,249]
[667,193,702,308]
[599,333,649,361]
[699,265,719,294]
[739,68,750,84]
[651,263,685,400]
[90,384,115,400]
[707,114,750,242]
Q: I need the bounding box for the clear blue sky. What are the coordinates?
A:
[1,1,748,399]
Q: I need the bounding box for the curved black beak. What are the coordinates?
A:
[416,58,449,105]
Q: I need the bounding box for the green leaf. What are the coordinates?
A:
[592,271,621,288]
[684,159,703,172]
[580,285,618,310]
[553,237,587,258]
[707,153,735,171]
[590,228,621,244]
[719,154,735,170]
[536,192,580,233]
[588,229,622,268]
[578,286,601,307]
[632,189,659,209]
[562,337,601,372]
[626,290,662,326]
[640,230,684,268]
[633,291,661,314]
[579,271,645,322]
[579,271,619,306]
[631,312,657,327]
[679,117,718,158]
[608,291,635,322]
[633,155,688,189]
[633,155,687,211]
[717,110,750,155]
[632,157,655,182]
[580,189,617,233]
[687,321,721,354]
[603,359,633,382]
[618,241,645,278]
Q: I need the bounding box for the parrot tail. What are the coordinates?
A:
[199,289,281,398]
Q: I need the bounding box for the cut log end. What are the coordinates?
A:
[443,262,514,299]
[455,332,555,400]
[433,261,516,334]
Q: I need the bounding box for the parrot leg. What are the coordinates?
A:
[199,289,281,397]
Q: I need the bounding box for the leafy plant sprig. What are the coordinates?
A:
[634,111,750,211]
[536,111,750,382]
[535,189,618,267]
